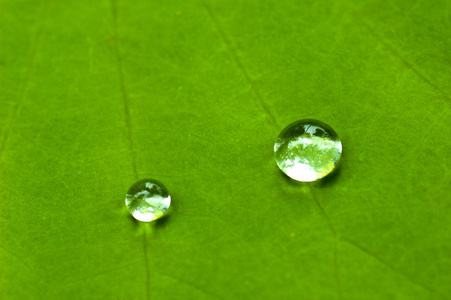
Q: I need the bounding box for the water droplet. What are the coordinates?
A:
[125,179,171,222]
[274,119,342,182]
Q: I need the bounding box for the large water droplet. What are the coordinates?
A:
[274,119,342,182]
[125,179,171,222]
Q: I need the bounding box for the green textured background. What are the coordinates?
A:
[1,0,450,299]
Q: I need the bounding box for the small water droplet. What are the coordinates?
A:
[274,119,342,182]
[125,179,171,222]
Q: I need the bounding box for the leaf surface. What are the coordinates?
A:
[0,0,450,299]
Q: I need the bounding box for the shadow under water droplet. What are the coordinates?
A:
[127,214,141,228]
[153,214,171,228]
[316,165,342,188]
[127,211,172,231]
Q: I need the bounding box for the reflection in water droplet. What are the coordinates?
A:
[125,179,171,222]
[274,119,342,182]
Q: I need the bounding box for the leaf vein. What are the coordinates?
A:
[308,185,341,297]
[156,270,225,300]
[0,3,42,163]
[342,237,442,297]
[202,2,280,132]
[0,243,48,283]
[360,20,451,102]
[110,0,138,180]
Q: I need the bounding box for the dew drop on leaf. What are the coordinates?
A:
[125,179,171,222]
[274,119,342,182]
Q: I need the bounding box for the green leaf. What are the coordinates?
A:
[1,0,450,299]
